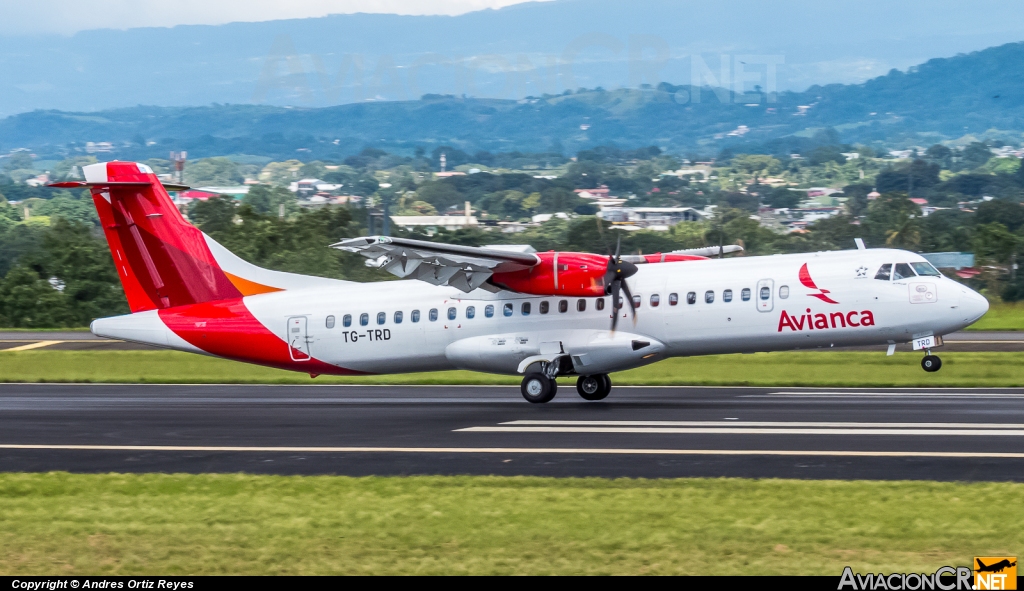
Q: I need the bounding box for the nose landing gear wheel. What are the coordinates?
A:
[576,374,612,401]
[922,355,942,372]
[521,373,557,403]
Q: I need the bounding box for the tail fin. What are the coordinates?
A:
[70,161,327,313]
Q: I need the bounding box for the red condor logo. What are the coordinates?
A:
[778,263,874,332]
[799,263,839,304]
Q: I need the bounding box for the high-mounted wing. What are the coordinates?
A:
[332,236,540,293]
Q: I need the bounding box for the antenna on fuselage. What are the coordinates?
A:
[854,238,866,250]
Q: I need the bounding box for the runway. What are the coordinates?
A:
[2,331,1023,351]
[2,383,1024,481]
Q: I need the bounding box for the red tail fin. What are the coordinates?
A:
[81,161,243,312]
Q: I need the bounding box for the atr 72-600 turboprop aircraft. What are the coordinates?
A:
[51,162,990,403]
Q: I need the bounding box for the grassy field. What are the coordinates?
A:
[0,473,1020,575]
[964,302,1024,331]
[2,349,1023,387]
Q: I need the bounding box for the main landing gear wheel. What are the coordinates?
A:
[521,373,558,404]
[576,374,612,401]
[922,355,942,372]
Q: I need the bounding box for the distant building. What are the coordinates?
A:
[390,215,479,235]
[598,207,708,230]
[85,142,114,154]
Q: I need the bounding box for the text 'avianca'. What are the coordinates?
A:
[777,309,876,332]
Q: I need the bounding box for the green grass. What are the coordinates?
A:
[2,350,1023,386]
[0,473,1020,575]
[964,302,1024,331]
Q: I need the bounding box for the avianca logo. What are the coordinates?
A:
[778,308,876,332]
[799,263,839,304]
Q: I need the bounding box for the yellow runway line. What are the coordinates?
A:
[1,341,64,352]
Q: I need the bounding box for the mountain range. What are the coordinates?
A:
[3,0,1024,118]
[2,39,1023,160]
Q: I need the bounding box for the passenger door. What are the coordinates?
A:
[287,316,311,361]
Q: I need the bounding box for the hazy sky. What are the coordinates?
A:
[0,0,545,35]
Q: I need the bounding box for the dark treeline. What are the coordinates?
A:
[2,140,1024,326]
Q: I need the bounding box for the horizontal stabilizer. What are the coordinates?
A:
[48,181,191,191]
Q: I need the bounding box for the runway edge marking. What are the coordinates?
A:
[2,444,1024,459]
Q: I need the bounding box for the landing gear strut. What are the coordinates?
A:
[576,374,612,401]
[521,373,557,403]
[922,353,942,372]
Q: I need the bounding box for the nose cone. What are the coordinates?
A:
[960,287,990,325]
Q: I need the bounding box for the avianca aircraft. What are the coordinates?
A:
[50,161,990,403]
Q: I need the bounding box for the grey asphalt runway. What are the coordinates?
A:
[3,331,1023,351]
[2,383,1024,481]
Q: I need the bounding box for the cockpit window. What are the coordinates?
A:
[874,264,892,281]
[893,263,916,280]
[911,262,941,277]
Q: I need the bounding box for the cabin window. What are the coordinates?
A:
[447,307,457,321]
[360,313,369,326]
[429,308,439,322]
[484,305,494,318]
[911,262,941,277]
[669,293,679,306]
[632,295,641,308]
[596,298,605,311]
[741,288,751,302]
[723,289,733,303]
[650,294,660,307]
[521,302,531,316]
[377,312,386,325]
[558,300,568,313]
[893,263,916,280]
[411,310,421,323]
[343,314,352,327]
[577,299,587,312]
[779,286,789,299]
[326,315,335,329]
[687,292,697,305]
[705,290,715,304]
[503,303,513,317]
[394,311,403,324]
[760,287,770,301]
[466,306,476,319]
[540,301,550,314]
[875,264,892,281]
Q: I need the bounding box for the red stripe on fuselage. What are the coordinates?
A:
[158,299,368,376]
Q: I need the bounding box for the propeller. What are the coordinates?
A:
[604,235,639,331]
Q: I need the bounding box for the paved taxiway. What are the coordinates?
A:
[2,331,1023,351]
[2,383,1024,481]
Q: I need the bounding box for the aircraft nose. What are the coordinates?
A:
[959,286,989,325]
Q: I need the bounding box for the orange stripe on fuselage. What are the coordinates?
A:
[223,271,285,296]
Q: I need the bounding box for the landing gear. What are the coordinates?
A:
[521,373,558,404]
[922,354,942,372]
[576,374,612,401]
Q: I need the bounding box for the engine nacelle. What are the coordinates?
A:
[489,252,609,297]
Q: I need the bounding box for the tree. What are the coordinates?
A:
[875,160,939,194]
[244,185,298,216]
[865,193,921,249]
[976,199,1024,232]
[807,146,847,166]
[961,142,994,169]
[731,154,781,177]
[184,157,243,185]
[3,151,33,173]
[924,144,953,169]
[766,186,801,209]
[189,197,237,233]
[416,181,464,213]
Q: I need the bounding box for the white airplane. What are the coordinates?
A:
[51,161,990,403]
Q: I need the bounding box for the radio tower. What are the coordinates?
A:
[440,152,446,173]
[170,151,188,183]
